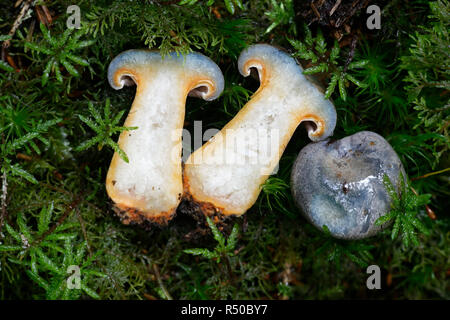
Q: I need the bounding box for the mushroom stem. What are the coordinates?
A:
[183,44,337,216]
[106,50,224,224]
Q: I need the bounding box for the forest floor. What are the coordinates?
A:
[0,0,448,299]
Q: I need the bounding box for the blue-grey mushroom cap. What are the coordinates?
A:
[291,131,405,239]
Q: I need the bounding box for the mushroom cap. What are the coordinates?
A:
[291,131,405,239]
[107,49,224,101]
[238,44,336,141]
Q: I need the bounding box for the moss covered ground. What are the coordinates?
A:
[0,0,448,299]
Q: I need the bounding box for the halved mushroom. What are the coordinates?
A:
[106,49,224,225]
[183,44,337,216]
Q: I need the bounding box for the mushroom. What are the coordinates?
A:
[183,44,337,216]
[106,49,224,224]
[291,131,405,239]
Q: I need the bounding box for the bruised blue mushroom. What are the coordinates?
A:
[291,131,405,239]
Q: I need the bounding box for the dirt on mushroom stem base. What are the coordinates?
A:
[111,202,176,229]
[110,193,238,236]
[178,192,238,225]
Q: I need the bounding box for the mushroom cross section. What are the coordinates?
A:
[183,44,337,216]
[106,49,224,224]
